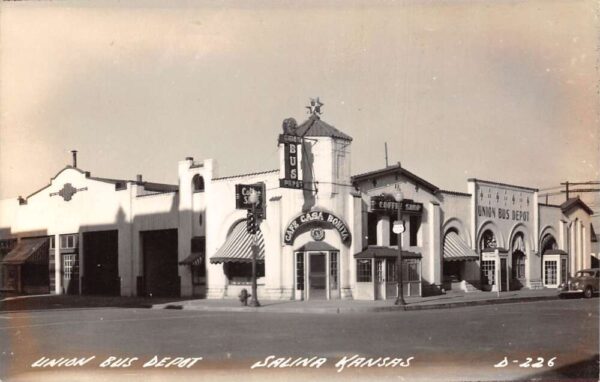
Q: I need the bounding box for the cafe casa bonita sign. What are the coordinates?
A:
[284,211,351,245]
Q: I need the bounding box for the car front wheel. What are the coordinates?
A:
[583,286,593,298]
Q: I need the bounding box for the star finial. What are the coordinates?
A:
[306,97,324,116]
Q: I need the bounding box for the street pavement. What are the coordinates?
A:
[0,298,597,381]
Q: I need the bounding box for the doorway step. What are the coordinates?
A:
[459,280,478,293]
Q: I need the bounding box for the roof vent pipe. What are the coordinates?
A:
[136,174,143,183]
[71,150,78,168]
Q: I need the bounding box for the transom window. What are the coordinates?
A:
[60,234,78,249]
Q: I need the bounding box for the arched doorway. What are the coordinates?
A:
[442,229,479,292]
[540,234,567,288]
[511,233,526,290]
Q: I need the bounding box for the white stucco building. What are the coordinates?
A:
[0,106,597,300]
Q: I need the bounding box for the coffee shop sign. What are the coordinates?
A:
[370,195,423,215]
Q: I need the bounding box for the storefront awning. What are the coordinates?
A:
[179,252,204,266]
[354,246,422,259]
[443,232,479,261]
[210,221,265,264]
[1,238,49,265]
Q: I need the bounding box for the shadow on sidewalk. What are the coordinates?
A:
[0,294,188,312]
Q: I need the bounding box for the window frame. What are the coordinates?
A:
[356,259,372,282]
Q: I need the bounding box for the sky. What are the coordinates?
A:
[1,0,598,208]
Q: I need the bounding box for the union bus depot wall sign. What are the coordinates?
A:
[284,211,351,245]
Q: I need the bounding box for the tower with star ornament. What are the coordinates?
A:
[278,98,353,200]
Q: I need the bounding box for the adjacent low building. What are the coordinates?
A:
[0,106,597,300]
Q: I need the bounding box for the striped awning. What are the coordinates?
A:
[443,232,479,261]
[1,238,49,265]
[513,235,525,252]
[210,221,265,264]
[179,252,204,266]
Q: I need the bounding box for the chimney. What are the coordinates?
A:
[71,150,78,168]
[136,174,143,184]
[185,157,194,161]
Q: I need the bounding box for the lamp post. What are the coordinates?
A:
[248,189,261,307]
[394,189,406,306]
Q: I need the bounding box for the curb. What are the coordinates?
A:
[151,295,561,314]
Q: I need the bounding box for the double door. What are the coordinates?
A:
[295,251,339,300]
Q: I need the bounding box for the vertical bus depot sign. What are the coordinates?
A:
[235,183,266,218]
[278,134,303,189]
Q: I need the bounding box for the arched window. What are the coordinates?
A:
[480,229,497,250]
[192,174,205,192]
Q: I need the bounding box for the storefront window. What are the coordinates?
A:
[403,259,420,282]
[481,260,495,285]
[224,262,264,284]
[357,259,372,282]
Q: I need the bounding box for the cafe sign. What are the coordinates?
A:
[235,183,266,218]
[284,211,351,245]
[370,195,423,215]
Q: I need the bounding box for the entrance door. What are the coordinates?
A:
[142,229,179,297]
[375,259,385,300]
[385,259,398,299]
[308,253,326,299]
[83,230,119,295]
[544,260,558,287]
[62,253,79,295]
[500,258,508,292]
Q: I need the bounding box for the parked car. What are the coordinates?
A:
[558,268,599,298]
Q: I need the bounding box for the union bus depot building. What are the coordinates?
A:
[0,109,597,299]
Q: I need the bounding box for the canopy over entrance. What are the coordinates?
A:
[1,238,49,265]
[443,232,479,261]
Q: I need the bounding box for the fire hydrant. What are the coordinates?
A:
[239,288,251,306]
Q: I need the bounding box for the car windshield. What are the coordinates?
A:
[575,271,595,277]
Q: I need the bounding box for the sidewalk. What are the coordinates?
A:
[151,289,562,314]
